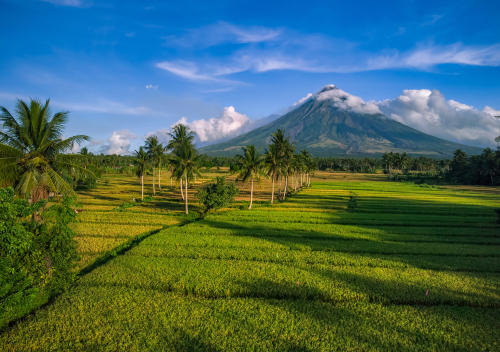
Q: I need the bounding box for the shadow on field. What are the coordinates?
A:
[165,329,221,352]
[228,277,498,351]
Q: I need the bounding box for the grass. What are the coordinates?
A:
[1,170,499,351]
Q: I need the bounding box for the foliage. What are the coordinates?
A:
[0,187,80,328]
[2,173,500,350]
[0,98,94,202]
[448,148,500,186]
[113,195,155,212]
[196,176,239,211]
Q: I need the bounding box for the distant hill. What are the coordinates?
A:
[199,85,484,158]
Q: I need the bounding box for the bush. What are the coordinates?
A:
[196,176,239,211]
[0,188,79,328]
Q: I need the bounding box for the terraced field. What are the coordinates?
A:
[1,173,499,351]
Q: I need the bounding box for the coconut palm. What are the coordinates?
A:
[270,129,290,197]
[170,141,201,214]
[480,148,497,185]
[166,124,196,199]
[236,145,265,210]
[300,150,311,187]
[281,140,296,199]
[382,152,395,180]
[0,98,94,204]
[263,144,281,204]
[304,157,316,187]
[144,136,163,195]
[134,147,147,200]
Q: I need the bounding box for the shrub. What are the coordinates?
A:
[196,177,239,211]
[0,188,79,328]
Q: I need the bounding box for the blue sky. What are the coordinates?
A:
[1,0,499,154]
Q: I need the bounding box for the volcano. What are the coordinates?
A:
[199,85,484,157]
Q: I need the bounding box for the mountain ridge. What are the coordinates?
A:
[199,86,484,158]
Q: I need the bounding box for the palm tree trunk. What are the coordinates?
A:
[158,167,161,191]
[185,175,188,214]
[283,175,287,200]
[153,167,155,195]
[491,173,494,186]
[271,175,275,204]
[278,176,281,198]
[141,175,144,200]
[249,178,253,210]
[180,178,184,200]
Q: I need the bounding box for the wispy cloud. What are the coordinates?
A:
[155,22,500,84]
[421,15,444,26]
[156,61,244,84]
[145,84,158,90]
[163,21,283,48]
[40,0,92,7]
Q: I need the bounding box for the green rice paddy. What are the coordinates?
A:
[1,172,499,351]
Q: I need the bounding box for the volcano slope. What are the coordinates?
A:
[1,171,499,351]
[200,85,483,158]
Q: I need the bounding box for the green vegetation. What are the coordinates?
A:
[1,172,499,350]
[195,176,238,211]
[0,188,80,328]
[1,102,499,350]
[0,98,94,203]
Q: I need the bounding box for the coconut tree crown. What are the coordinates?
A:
[0,98,93,202]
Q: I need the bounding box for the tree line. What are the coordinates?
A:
[131,126,316,213]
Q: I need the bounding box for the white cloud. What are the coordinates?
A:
[156,21,500,84]
[315,85,382,115]
[145,84,158,90]
[172,106,251,145]
[156,61,242,84]
[163,21,282,48]
[89,129,138,155]
[51,99,158,116]
[142,128,171,145]
[376,89,500,147]
[292,93,313,108]
[40,0,91,7]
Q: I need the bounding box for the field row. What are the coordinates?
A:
[79,254,500,308]
[2,286,499,351]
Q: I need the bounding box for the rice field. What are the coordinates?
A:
[1,170,499,351]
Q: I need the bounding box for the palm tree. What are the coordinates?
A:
[236,145,265,209]
[281,140,296,199]
[170,141,201,214]
[144,136,163,195]
[0,98,94,205]
[382,152,395,180]
[156,145,165,191]
[392,153,402,181]
[270,129,289,197]
[134,147,147,200]
[480,148,497,185]
[304,157,316,187]
[263,144,281,204]
[166,124,196,199]
[300,150,311,187]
